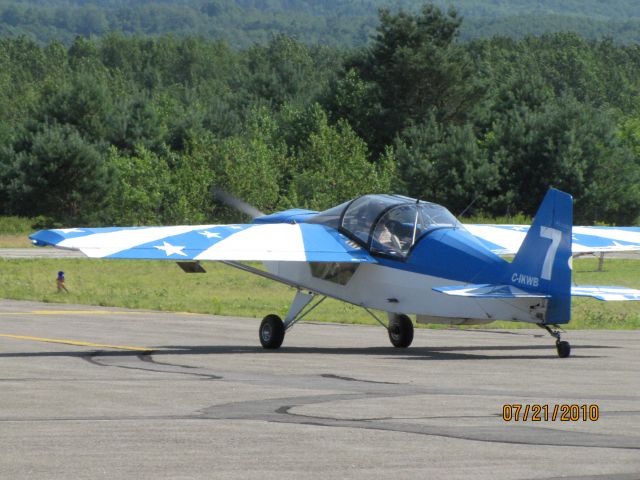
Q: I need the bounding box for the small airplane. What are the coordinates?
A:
[30,188,640,358]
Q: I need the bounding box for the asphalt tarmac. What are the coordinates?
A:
[0,299,638,479]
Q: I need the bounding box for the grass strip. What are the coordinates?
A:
[0,257,638,329]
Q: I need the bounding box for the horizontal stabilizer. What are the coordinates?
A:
[435,284,640,301]
[571,286,640,301]
[433,284,550,299]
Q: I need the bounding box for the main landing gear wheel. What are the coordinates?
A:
[259,314,285,349]
[556,340,571,358]
[388,314,414,348]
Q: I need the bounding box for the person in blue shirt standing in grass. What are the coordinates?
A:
[56,271,69,293]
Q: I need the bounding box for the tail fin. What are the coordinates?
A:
[506,188,573,324]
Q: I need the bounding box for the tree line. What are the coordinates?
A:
[2,0,640,48]
[1,4,639,226]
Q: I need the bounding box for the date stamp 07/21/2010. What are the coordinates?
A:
[502,404,599,422]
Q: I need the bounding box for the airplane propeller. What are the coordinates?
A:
[211,187,265,219]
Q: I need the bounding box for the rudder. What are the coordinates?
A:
[506,189,573,324]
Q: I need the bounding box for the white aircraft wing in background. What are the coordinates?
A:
[464,224,640,256]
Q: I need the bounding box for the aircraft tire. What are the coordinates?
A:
[388,314,414,348]
[556,340,571,358]
[260,314,285,349]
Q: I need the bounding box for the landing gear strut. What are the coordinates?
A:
[259,290,326,349]
[539,324,571,358]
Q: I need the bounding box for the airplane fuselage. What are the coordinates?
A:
[265,226,549,325]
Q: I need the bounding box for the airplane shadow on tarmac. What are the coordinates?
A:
[0,344,616,361]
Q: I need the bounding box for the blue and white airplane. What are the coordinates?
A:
[30,188,640,358]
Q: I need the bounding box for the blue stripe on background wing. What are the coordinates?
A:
[571,285,640,301]
[464,225,640,255]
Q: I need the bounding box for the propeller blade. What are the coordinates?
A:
[212,187,265,219]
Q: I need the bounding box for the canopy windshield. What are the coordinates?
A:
[341,195,405,245]
[309,194,461,258]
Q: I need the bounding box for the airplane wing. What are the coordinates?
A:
[570,286,640,301]
[29,224,375,263]
[463,224,640,256]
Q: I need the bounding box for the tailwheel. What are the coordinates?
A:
[556,340,571,358]
[539,324,571,358]
[259,314,285,349]
[388,314,414,348]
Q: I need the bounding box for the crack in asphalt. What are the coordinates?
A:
[319,373,400,385]
[81,351,222,380]
[202,395,640,450]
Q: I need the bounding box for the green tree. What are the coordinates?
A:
[102,146,171,225]
[209,109,286,220]
[486,95,639,223]
[107,92,166,152]
[3,123,111,224]
[245,34,337,108]
[395,118,498,215]
[39,68,114,141]
[288,112,396,210]
[347,4,480,153]
[324,67,382,152]
[161,149,217,225]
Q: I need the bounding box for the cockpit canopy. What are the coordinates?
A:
[308,194,462,258]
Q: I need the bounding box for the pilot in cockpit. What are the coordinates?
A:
[348,199,386,241]
[372,206,416,256]
[377,222,403,251]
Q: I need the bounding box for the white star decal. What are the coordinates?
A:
[154,241,187,256]
[56,228,85,234]
[227,225,243,230]
[200,231,221,239]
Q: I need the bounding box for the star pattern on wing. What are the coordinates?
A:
[56,228,85,234]
[200,231,222,239]
[154,241,187,256]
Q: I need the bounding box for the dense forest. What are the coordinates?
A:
[1,0,640,47]
[1,4,639,227]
